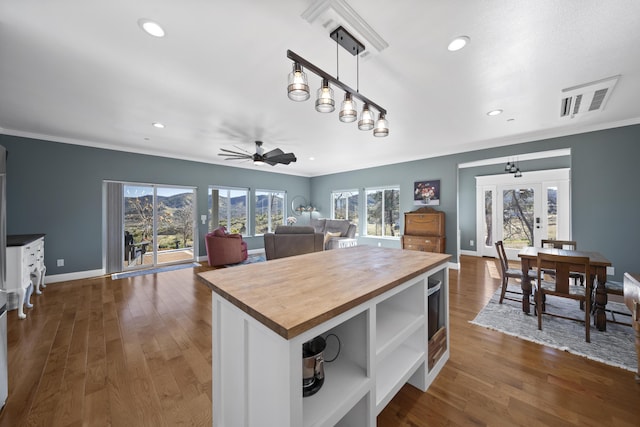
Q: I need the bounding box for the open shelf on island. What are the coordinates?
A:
[303,357,369,427]
[376,279,425,358]
[336,393,370,427]
[375,329,425,412]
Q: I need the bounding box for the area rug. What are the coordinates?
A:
[470,283,636,372]
[111,262,201,280]
[225,253,266,267]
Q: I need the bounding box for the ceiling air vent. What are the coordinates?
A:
[560,75,620,118]
[301,0,389,56]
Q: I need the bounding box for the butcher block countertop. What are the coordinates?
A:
[198,246,450,339]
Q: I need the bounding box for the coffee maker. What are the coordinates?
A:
[302,334,341,397]
[302,336,325,397]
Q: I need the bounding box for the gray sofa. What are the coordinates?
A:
[263,226,324,260]
[310,218,358,249]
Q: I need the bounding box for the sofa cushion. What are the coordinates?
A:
[324,231,342,246]
[310,218,326,234]
[275,225,315,234]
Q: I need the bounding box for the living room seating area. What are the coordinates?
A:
[205,226,248,266]
[263,225,324,260]
[310,218,357,249]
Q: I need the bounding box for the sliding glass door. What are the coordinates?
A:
[124,184,196,269]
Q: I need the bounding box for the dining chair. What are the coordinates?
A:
[602,280,633,326]
[541,239,585,286]
[535,253,591,342]
[495,240,536,304]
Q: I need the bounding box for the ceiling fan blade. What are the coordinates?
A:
[219,142,295,166]
[218,153,252,159]
[224,157,249,161]
[264,152,297,165]
[264,148,284,158]
[219,148,248,155]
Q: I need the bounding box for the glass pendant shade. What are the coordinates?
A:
[358,104,375,130]
[287,62,310,102]
[339,93,358,123]
[315,78,335,112]
[505,162,512,172]
[373,113,389,137]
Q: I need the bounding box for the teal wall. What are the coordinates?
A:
[310,155,458,249]
[311,124,640,281]
[3,123,640,281]
[0,135,310,274]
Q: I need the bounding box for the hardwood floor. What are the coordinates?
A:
[0,255,637,426]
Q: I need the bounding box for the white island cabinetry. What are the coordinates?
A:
[199,246,450,427]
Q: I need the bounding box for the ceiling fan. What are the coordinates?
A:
[218,141,297,166]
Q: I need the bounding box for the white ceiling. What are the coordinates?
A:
[1,0,640,177]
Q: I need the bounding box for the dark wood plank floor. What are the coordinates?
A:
[0,255,637,426]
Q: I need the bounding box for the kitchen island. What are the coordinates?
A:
[198,245,450,427]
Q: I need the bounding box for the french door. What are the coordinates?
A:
[123,184,196,270]
[476,169,570,260]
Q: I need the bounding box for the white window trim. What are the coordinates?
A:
[363,185,401,239]
[255,189,287,236]
[210,185,250,236]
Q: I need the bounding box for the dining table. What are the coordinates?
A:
[518,246,612,331]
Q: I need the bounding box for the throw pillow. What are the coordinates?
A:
[324,231,342,246]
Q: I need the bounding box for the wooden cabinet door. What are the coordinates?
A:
[405,213,445,236]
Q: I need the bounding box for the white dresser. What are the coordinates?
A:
[6,234,46,319]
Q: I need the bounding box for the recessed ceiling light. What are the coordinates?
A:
[138,19,165,37]
[309,157,315,161]
[487,109,503,116]
[152,122,165,128]
[447,36,470,52]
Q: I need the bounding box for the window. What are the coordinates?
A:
[209,186,249,235]
[255,190,285,234]
[331,190,359,234]
[365,186,400,238]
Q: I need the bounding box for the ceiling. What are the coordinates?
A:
[1,1,640,177]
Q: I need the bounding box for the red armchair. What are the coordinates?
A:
[205,226,248,266]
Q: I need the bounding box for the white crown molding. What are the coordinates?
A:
[458,148,571,169]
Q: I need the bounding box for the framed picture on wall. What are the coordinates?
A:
[414,180,440,206]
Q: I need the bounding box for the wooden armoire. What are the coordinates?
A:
[402,207,446,253]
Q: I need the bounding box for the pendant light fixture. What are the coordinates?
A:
[339,93,358,122]
[505,157,523,177]
[373,113,389,137]
[358,104,374,130]
[315,78,335,112]
[287,62,310,102]
[286,26,388,137]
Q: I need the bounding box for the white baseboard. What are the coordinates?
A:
[46,268,106,284]
[459,249,478,257]
[48,248,448,282]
